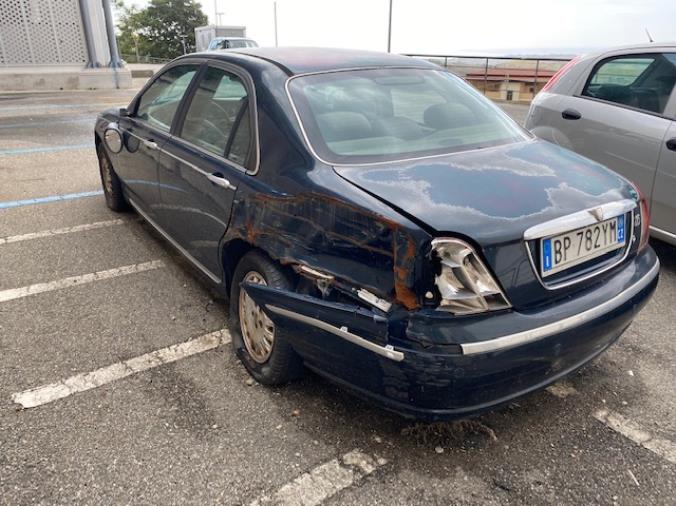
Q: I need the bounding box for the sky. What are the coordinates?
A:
[123,0,676,55]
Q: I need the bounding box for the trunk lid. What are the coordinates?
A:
[334,139,638,308]
[334,140,634,246]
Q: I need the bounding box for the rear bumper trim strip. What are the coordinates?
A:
[460,258,659,356]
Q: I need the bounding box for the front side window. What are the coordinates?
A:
[136,65,197,132]
[179,66,251,164]
[583,53,676,114]
[288,68,528,165]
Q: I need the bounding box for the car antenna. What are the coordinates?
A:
[645,28,654,43]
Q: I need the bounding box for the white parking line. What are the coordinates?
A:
[594,409,676,465]
[250,450,387,506]
[0,260,164,303]
[11,330,230,409]
[0,219,124,245]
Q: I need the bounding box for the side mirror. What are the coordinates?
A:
[104,123,124,154]
[119,107,130,118]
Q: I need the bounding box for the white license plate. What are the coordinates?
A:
[541,215,625,277]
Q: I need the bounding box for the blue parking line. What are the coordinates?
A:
[0,143,92,156]
[0,190,103,210]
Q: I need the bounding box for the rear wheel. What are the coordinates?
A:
[229,251,304,385]
[96,143,128,212]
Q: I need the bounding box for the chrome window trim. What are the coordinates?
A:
[284,67,532,168]
[460,258,660,356]
[128,198,222,284]
[524,200,637,290]
[265,304,404,362]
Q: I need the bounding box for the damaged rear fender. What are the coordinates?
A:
[242,282,404,362]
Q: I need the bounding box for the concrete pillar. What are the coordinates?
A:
[87,0,111,67]
[78,0,99,67]
[101,0,123,67]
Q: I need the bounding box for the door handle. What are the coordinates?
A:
[666,138,676,151]
[206,172,236,190]
[561,108,582,120]
[143,139,159,150]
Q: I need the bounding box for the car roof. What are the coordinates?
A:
[584,42,676,59]
[203,47,436,75]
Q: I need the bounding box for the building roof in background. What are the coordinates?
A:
[465,68,557,83]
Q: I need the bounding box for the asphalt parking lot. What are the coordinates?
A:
[1,85,674,505]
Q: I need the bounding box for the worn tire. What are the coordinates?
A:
[229,251,304,385]
[97,143,128,212]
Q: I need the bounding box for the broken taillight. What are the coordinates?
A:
[634,183,651,251]
[431,238,511,315]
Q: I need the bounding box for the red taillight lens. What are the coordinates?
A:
[541,56,580,93]
[634,183,651,251]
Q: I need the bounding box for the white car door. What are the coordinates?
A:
[555,53,674,201]
[651,118,676,240]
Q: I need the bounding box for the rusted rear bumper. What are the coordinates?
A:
[243,248,659,420]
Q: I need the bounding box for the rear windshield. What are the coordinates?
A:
[288,68,529,165]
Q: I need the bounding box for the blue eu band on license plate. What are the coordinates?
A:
[542,238,553,271]
[541,215,625,275]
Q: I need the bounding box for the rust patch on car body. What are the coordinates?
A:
[227,191,421,309]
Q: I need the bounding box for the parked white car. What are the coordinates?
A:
[526,43,676,245]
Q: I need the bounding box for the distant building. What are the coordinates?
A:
[465,68,556,102]
[0,0,131,91]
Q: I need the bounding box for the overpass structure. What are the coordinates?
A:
[0,0,132,91]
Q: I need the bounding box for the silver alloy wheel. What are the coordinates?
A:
[100,153,114,195]
[239,271,275,363]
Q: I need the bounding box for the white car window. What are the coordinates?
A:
[583,54,676,115]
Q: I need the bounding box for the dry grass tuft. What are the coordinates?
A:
[401,420,498,446]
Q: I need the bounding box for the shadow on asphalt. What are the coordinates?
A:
[651,238,676,274]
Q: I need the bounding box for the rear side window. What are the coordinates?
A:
[288,68,527,164]
[582,54,676,114]
[136,65,197,132]
[178,66,252,165]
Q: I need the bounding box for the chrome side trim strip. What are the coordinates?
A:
[265,304,405,362]
[128,198,222,284]
[460,259,660,356]
[650,225,676,242]
[524,199,637,240]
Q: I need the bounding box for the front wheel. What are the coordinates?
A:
[96,143,128,212]
[228,251,304,385]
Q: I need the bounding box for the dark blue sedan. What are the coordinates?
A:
[95,48,659,420]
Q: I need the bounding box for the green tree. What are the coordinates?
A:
[116,0,208,60]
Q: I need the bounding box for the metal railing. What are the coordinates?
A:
[405,53,574,102]
[121,53,171,65]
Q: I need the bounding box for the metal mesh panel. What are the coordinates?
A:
[0,0,87,65]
